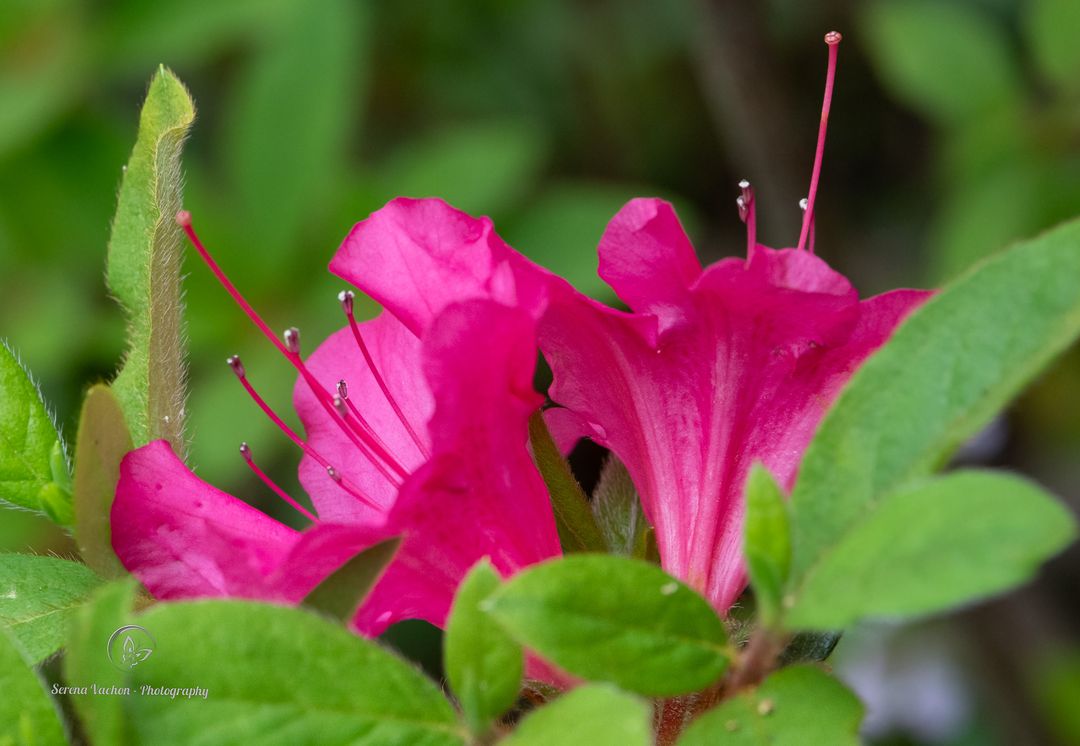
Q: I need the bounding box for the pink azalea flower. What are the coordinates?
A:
[112,199,564,636]
[112,32,930,651]
[540,33,931,611]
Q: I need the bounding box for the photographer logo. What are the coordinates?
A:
[106,625,155,671]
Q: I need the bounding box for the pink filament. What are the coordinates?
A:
[230,365,381,509]
[797,32,841,252]
[177,213,409,482]
[343,299,430,458]
[241,444,319,523]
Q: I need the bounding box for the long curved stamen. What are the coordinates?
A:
[240,442,319,522]
[797,31,842,252]
[339,290,430,458]
[226,355,381,509]
[283,327,408,482]
[176,212,409,481]
[737,179,756,261]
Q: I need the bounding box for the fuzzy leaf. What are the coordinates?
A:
[0,553,102,663]
[485,555,729,696]
[743,464,790,628]
[528,412,606,553]
[302,537,400,624]
[789,218,1080,611]
[73,384,133,578]
[502,684,651,746]
[0,341,71,523]
[444,559,522,735]
[678,665,862,745]
[787,471,1076,629]
[107,65,195,452]
[591,455,650,557]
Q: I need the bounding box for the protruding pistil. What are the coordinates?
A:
[796,31,842,252]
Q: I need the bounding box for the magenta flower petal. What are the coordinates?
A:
[354,299,561,633]
[112,440,388,605]
[597,198,702,329]
[329,197,559,337]
[112,440,299,599]
[541,206,931,612]
[293,311,432,523]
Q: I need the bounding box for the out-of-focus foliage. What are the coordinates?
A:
[862,0,1080,280]
[2,2,1080,743]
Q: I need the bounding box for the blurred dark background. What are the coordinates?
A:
[1,0,1079,743]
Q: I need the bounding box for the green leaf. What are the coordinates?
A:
[502,684,651,746]
[861,1,1020,125]
[223,0,367,275]
[65,579,139,746]
[591,455,651,557]
[787,470,1076,629]
[0,341,71,524]
[789,218,1080,609]
[380,120,548,218]
[1026,0,1080,92]
[0,627,65,746]
[0,553,101,663]
[528,412,606,553]
[678,665,862,745]
[302,536,400,624]
[485,555,729,696]
[743,465,790,628]
[444,559,522,735]
[125,601,465,745]
[777,631,841,666]
[73,385,133,579]
[107,65,195,453]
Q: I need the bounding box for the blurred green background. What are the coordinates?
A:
[2,0,1079,743]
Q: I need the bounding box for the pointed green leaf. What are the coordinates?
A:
[123,601,466,744]
[485,555,729,696]
[787,470,1076,629]
[591,455,650,557]
[0,627,65,746]
[790,218,1080,606]
[64,579,139,746]
[107,65,195,453]
[73,385,133,579]
[743,465,790,628]
[0,340,71,523]
[678,665,862,745]
[445,559,522,735]
[528,412,606,553]
[0,553,102,663]
[503,684,651,746]
[302,536,400,624]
